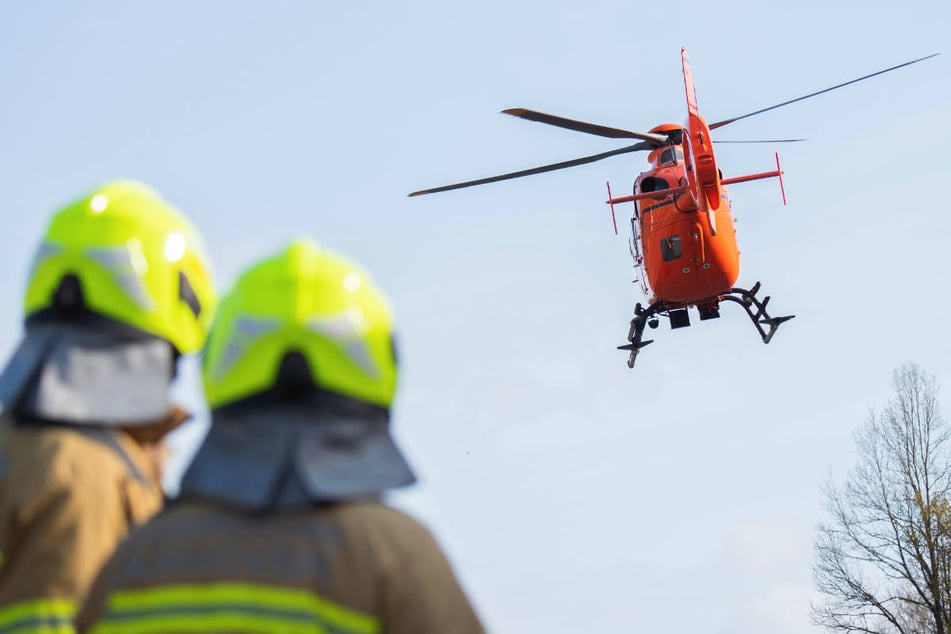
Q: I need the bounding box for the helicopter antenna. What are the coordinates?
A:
[709,53,939,130]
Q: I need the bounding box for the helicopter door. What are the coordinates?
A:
[655,224,702,299]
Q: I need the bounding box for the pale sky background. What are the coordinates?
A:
[1,2,950,633]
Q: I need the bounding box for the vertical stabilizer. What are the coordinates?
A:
[680,48,723,220]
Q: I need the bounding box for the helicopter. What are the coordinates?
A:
[409,49,938,367]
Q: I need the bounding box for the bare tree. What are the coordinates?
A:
[813,364,951,634]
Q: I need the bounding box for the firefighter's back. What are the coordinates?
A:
[0,425,160,611]
[79,499,482,634]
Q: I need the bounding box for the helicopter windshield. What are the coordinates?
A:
[659,147,684,164]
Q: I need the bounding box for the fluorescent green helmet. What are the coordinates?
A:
[23,181,217,354]
[202,239,398,410]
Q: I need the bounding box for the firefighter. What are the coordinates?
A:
[0,181,216,632]
[77,239,485,634]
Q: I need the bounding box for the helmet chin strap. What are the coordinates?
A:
[0,323,177,426]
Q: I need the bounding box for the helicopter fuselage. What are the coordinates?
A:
[633,147,739,305]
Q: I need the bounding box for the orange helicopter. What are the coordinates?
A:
[410,49,937,367]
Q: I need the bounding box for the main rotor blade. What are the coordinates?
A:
[714,138,807,143]
[709,53,939,130]
[408,142,653,197]
[503,108,669,144]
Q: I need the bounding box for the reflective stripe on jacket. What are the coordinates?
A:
[0,424,164,633]
[78,501,485,634]
[0,598,74,633]
[86,584,378,634]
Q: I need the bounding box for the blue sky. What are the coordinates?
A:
[1,2,949,632]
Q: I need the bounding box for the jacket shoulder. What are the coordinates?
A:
[331,502,435,541]
[325,502,450,571]
[0,426,161,521]
[3,426,129,486]
[329,503,485,634]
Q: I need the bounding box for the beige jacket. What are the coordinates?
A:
[78,500,485,634]
[0,423,164,631]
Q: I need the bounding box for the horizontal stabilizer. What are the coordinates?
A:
[606,185,688,206]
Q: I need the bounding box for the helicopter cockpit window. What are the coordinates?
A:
[661,235,682,261]
[639,177,669,193]
[659,147,684,164]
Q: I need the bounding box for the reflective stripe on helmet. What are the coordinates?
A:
[90,583,379,634]
[209,316,282,381]
[0,598,76,634]
[307,310,379,379]
[84,245,156,312]
[26,242,64,286]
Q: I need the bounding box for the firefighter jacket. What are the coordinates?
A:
[0,423,164,633]
[77,499,485,634]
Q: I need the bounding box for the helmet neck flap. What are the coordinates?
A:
[178,401,415,512]
[0,322,179,427]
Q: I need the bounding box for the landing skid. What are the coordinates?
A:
[618,282,795,368]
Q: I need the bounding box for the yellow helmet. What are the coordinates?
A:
[23,181,217,354]
[202,239,398,410]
